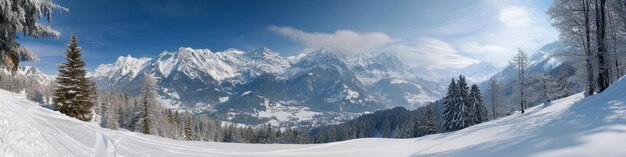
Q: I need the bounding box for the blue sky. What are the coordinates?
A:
[20,0,558,74]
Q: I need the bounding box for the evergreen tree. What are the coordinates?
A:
[53,36,94,121]
[417,106,438,135]
[134,74,161,134]
[0,0,67,73]
[443,79,458,132]
[456,75,473,129]
[469,84,488,124]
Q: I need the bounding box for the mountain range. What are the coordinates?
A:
[93,47,495,127]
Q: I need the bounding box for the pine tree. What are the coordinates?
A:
[134,74,161,134]
[53,36,94,121]
[443,79,458,132]
[0,0,67,73]
[456,75,473,129]
[417,106,438,135]
[469,84,488,124]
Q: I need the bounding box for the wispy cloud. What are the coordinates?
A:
[269,26,477,69]
[267,26,392,54]
[455,3,558,67]
[385,38,478,69]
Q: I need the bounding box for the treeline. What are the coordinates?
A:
[95,88,311,143]
[310,75,491,142]
[309,105,438,143]
[0,69,54,104]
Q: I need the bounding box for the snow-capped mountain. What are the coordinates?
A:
[346,52,444,108]
[94,48,445,127]
[2,66,54,85]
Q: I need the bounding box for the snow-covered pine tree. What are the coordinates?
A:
[418,106,438,135]
[0,0,67,73]
[100,90,120,130]
[456,75,473,129]
[469,84,488,124]
[53,36,94,121]
[134,74,162,135]
[443,79,458,132]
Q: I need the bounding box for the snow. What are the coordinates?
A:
[219,96,230,103]
[5,73,626,157]
[257,103,320,123]
[390,79,409,84]
[94,55,151,81]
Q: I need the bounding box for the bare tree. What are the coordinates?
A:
[488,77,500,119]
[510,48,529,114]
[596,0,610,93]
[548,0,596,96]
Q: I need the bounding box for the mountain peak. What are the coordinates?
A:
[247,47,280,58]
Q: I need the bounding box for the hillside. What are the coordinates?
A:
[3,77,626,156]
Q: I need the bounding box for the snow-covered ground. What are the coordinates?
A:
[3,78,626,156]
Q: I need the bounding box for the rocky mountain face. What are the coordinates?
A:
[94,47,448,127]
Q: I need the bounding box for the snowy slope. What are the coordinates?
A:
[4,77,626,156]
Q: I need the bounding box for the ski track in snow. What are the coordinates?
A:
[3,78,626,156]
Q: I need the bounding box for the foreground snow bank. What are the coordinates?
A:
[2,78,626,156]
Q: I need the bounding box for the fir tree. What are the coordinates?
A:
[456,75,473,129]
[134,74,160,135]
[469,84,488,124]
[417,106,438,135]
[0,0,67,73]
[443,79,458,132]
[53,36,94,121]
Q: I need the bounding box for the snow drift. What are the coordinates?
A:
[2,77,626,156]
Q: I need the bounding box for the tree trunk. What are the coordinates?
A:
[584,0,595,96]
[596,0,609,93]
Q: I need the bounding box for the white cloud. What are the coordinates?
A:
[386,38,478,69]
[455,4,558,67]
[267,26,392,54]
[498,7,533,27]
[460,42,509,65]
[269,26,478,69]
